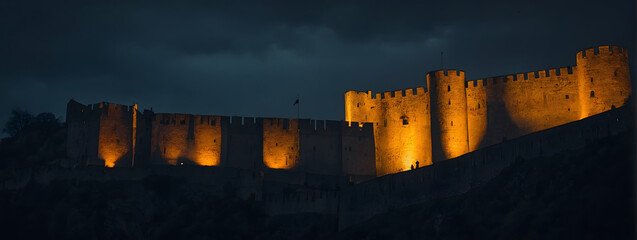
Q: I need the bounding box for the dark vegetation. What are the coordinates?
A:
[0,109,66,169]
[0,109,634,239]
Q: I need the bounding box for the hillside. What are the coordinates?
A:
[334,131,635,239]
[0,111,634,239]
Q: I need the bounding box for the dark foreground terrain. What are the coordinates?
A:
[0,119,634,239]
[336,131,635,239]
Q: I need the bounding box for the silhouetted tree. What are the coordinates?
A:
[2,109,34,137]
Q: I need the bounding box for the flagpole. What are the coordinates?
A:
[297,94,300,119]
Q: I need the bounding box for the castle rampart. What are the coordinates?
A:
[66,45,630,179]
[224,116,263,170]
[66,102,377,180]
[345,45,631,176]
[338,105,631,229]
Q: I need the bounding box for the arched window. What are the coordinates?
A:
[447,85,451,91]
[590,91,595,98]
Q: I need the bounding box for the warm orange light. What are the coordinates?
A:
[345,88,431,176]
[151,115,222,166]
[192,116,222,166]
[99,146,127,168]
[263,118,299,169]
[98,104,133,168]
[104,159,117,167]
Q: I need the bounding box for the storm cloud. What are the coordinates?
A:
[0,0,634,133]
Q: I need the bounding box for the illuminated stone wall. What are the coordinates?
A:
[345,87,432,176]
[151,114,188,165]
[97,103,136,167]
[468,67,582,149]
[429,70,469,162]
[150,113,222,166]
[465,79,487,151]
[263,118,300,169]
[191,115,222,166]
[577,46,632,118]
[346,45,631,176]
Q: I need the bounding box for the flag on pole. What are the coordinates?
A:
[293,98,299,105]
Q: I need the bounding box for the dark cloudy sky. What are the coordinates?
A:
[1,0,634,133]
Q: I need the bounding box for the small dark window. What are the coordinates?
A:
[403,119,408,125]
[291,147,293,150]
[447,85,451,91]
[590,77,594,83]
[565,95,569,99]
[568,108,570,111]
[180,120,185,125]
[448,99,451,105]
[451,121,453,126]
[213,139,216,143]
[384,119,387,127]
[357,103,360,107]
[590,91,595,97]
[275,143,278,146]
[478,103,480,109]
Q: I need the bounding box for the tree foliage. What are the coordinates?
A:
[2,109,34,137]
[2,109,61,138]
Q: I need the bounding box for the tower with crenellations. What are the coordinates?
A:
[65,45,631,178]
[345,45,632,176]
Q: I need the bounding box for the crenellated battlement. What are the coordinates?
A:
[466,65,577,88]
[65,45,630,179]
[576,45,628,59]
[155,113,191,125]
[426,69,465,80]
[341,121,374,135]
[345,44,631,176]
[299,119,342,134]
[346,87,428,101]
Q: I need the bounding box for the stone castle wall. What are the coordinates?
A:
[337,105,631,229]
[66,103,376,179]
[66,45,630,178]
[345,45,631,176]
[345,87,431,176]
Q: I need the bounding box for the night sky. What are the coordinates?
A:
[1,1,634,133]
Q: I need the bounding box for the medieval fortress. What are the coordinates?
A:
[66,45,631,180]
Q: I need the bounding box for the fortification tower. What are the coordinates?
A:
[428,70,470,162]
[576,45,632,118]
